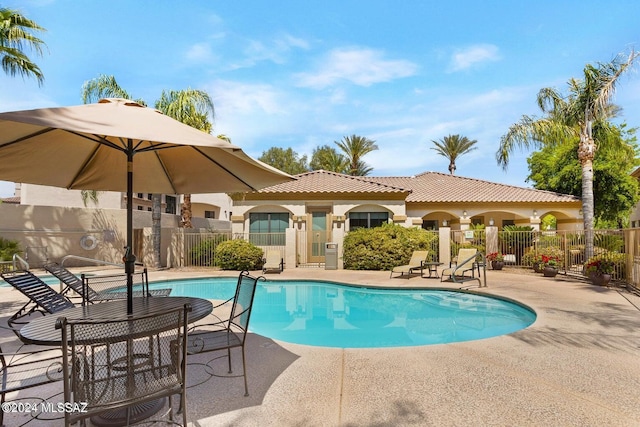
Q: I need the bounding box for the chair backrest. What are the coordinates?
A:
[408,251,429,266]
[265,250,281,264]
[81,268,149,299]
[1,270,75,315]
[44,262,101,302]
[456,248,478,270]
[56,303,191,426]
[228,271,263,340]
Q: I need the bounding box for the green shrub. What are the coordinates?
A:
[214,239,264,270]
[190,234,230,266]
[0,237,21,261]
[343,223,436,270]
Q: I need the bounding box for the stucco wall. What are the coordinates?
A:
[0,204,230,267]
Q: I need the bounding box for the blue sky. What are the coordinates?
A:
[1,0,640,198]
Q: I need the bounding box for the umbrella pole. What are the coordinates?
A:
[125,142,136,315]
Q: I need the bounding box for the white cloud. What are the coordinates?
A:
[210,79,286,116]
[295,47,418,89]
[185,43,215,62]
[449,44,501,72]
[228,33,310,70]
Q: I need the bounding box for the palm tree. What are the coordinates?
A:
[334,135,378,176]
[431,134,478,175]
[81,74,145,105]
[216,134,231,143]
[81,75,215,266]
[496,50,638,259]
[0,7,46,86]
[155,89,214,229]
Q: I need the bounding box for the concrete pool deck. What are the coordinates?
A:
[1,267,639,426]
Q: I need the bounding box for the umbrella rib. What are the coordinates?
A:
[136,142,176,153]
[190,146,261,191]
[0,127,56,148]
[152,151,179,195]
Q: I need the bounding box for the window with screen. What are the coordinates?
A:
[349,212,389,230]
[249,213,288,245]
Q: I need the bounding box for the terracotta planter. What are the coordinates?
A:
[491,261,505,270]
[543,266,558,277]
[589,272,612,287]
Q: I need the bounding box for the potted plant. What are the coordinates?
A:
[541,254,559,277]
[486,252,505,270]
[584,256,615,286]
[529,254,544,273]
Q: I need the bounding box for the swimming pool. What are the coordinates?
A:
[148,277,536,349]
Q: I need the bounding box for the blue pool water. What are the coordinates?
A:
[148,277,536,348]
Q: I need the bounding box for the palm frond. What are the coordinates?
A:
[81,75,136,104]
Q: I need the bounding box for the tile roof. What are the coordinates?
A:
[367,172,580,203]
[256,170,411,196]
[255,170,580,203]
[0,196,20,204]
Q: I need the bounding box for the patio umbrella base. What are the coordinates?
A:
[90,397,165,427]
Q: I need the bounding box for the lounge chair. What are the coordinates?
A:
[186,271,264,397]
[44,263,171,305]
[0,270,76,334]
[390,250,429,279]
[441,248,484,286]
[262,250,284,273]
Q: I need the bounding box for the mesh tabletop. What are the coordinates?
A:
[19,297,213,346]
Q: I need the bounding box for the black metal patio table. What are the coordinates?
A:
[18,296,213,426]
[19,296,213,346]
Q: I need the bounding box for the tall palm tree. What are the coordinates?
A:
[0,7,46,86]
[431,134,478,175]
[81,74,146,105]
[496,50,638,259]
[81,75,215,266]
[334,134,378,176]
[155,89,215,228]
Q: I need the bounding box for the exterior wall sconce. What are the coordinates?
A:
[442,219,448,227]
[462,210,467,218]
[579,209,583,216]
[489,218,495,226]
[533,210,538,218]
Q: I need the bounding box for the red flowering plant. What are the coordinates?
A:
[541,254,560,268]
[584,257,615,275]
[486,252,504,262]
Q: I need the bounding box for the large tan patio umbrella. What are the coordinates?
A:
[0,98,294,314]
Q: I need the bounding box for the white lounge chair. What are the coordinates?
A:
[390,250,429,279]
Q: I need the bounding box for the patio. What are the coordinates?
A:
[1,268,639,426]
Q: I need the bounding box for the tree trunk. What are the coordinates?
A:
[578,122,595,260]
[151,194,162,268]
[181,194,193,228]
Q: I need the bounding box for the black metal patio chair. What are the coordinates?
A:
[44,262,171,305]
[186,270,264,397]
[56,303,191,426]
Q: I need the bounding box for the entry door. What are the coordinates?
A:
[308,209,330,263]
